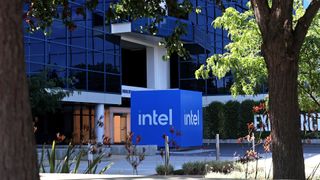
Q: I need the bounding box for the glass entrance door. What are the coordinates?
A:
[113,114,127,143]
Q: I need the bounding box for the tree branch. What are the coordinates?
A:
[250,0,271,35]
[293,0,320,54]
[298,83,320,110]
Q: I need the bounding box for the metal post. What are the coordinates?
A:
[165,136,170,167]
[88,143,93,171]
[252,133,255,152]
[216,134,220,161]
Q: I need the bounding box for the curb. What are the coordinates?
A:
[203,139,320,144]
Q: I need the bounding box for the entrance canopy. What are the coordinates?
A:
[131,89,203,147]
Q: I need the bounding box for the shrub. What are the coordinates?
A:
[125,132,145,175]
[203,102,225,139]
[39,141,112,174]
[239,100,255,137]
[182,161,235,175]
[173,169,184,175]
[155,164,174,175]
[207,161,234,174]
[224,101,241,138]
[182,161,206,175]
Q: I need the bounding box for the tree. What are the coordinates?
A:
[298,12,320,111]
[196,2,320,111]
[0,0,39,179]
[250,1,320,175]
[196,0,320,178]
[28,70,71,119]
[0,0,97,179]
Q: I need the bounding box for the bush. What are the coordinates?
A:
[239,100,255,137]
[173,169,184,175]
[203,102,225,139]
[155,164,174,175]
[224,101,241,138]
[182,161,235,175]
[182,161,206,175]
[207,161,234,174]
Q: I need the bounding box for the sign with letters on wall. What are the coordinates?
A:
[131,89,203,147]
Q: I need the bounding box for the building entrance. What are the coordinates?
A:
[113,113,128,143]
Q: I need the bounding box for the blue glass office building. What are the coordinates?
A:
[24,0,253,144]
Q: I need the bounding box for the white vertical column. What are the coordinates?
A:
[147,46,170,89]
[95,104,105,144]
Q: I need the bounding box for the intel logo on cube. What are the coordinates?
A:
[131,90,203,147]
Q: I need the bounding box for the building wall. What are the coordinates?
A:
[24,0,122,105]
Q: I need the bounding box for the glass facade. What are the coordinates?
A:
[24,0,263,145]
[24,0,257,96]
[24,1,121,94]
[176,0,252,95]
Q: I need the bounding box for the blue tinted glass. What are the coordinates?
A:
[88,72,104,91]
[29,41,45,63]
[69,69,87,90]
[71,26,86,48]
[30,63,44,73]
[206,78,218,95]
[70,47,86,69]
[48,43,67,66]
[106,74,121,93]
[180,61,199,79]
[25,62,30,74]
[91,31,104,51]
[105,53,120,73]
[47,66,67,88]
[88,51,103,71]
[49,20,66,44]
[180,79,205,93]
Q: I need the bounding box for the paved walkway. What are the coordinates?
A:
[67,149,229,175]
[40,148,320,179]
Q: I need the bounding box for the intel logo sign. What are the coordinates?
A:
[131,90,203,147]
[138,109,173,126]
[184,110,200,126]
[138,109,200,126]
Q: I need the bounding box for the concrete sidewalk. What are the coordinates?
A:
[39,150,320,179]
[68,153,232,175]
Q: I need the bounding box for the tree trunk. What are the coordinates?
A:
[0,1,39,180]
[265,40,305,179]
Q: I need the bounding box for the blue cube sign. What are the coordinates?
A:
[131,90,203,147]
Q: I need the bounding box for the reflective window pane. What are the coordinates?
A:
[88,72,104,91]
[48,43,67,66]
[70,47,86,69]
[106,74,120,93]
[29,41,45,63]
[69,69,87,90]
[88,51,104,71]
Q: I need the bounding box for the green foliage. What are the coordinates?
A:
[239,100,256,137]
[28,71,71,118]
[173,169,184,175]
[160,23,190,60]
[224,101,241,138]
[196,1,320,111]
[203,102,225,139]
[182,161,234,175]
[108,0,193,60]
[39,141,113,174]
[203,100,269,139]
[182,161,206,175]
[155,164,174,175]
[195,6,267,96]
[298,13,320,112]
[24,0,98,33]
